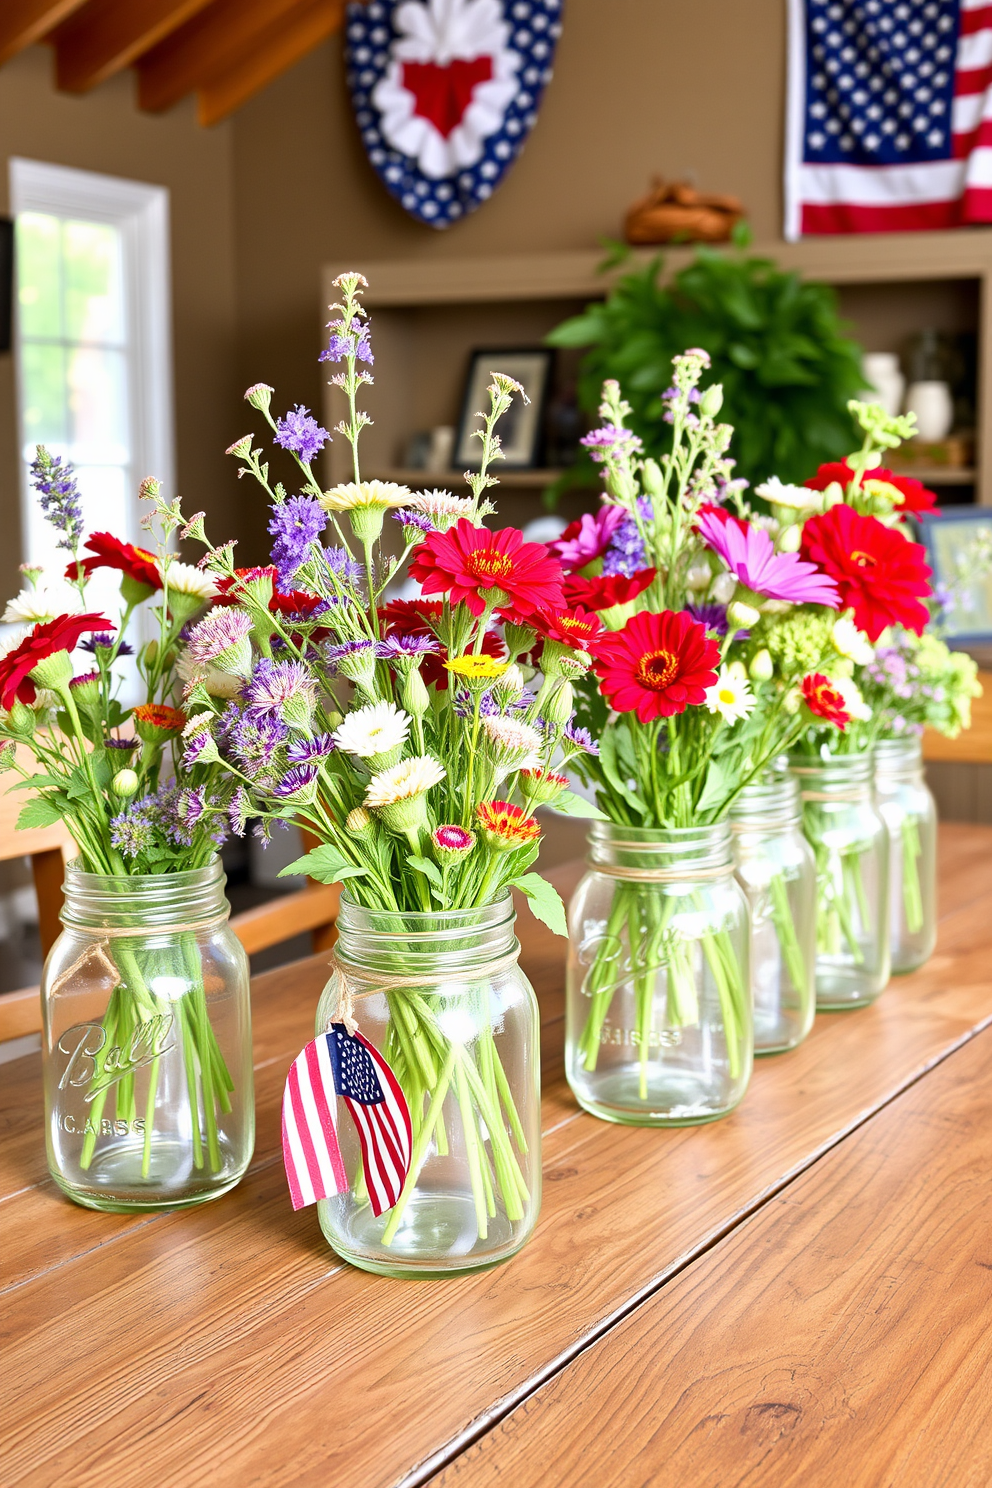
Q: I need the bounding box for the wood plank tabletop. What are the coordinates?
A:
[1,823,991,1488]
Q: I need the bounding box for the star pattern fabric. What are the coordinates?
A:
[345,0,563,229]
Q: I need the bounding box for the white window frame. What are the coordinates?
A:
[8,157,174,565]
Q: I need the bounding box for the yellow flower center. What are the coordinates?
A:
[636,648,678,691]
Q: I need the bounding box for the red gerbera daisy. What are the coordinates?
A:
[563,567,657,614]
[804,460,936,514]
[593,609,720,723]
[801,673,850,731]
[68,533,162,591]
[0,613,113,710]
[531,606,604,651]
[800,504,932,641]
[409,521,565,618]
[475,800,542,850]
[381,597,502,689]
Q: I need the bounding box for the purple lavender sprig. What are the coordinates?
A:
[30,447,84,554]
[274,406,331,465]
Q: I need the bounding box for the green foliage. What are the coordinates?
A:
[548,240,866,489]
[279,845,370,884]
[511,872,568,937]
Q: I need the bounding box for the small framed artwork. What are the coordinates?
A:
[917,507,992,642]
[454,348,554,469]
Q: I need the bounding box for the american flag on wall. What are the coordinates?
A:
[785,0,992,236]
[282,1025,412,1215]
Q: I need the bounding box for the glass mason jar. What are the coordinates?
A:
[315,893,541,1277]
[790,753,890,1009]
[875,735,937,974]
[565,822,752,1126]
[43,859,254,1212]
[730,773,816,1054]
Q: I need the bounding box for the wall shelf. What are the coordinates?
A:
[322,230,992,504]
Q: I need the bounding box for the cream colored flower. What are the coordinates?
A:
[163,561,219,601]
[829,674,872,722]
[482,715,542,772]
[754,476,823,512]
[333,700,410,759]
[319,480,411,513]
[364,754,445,808]
[3,579,83,625]
[176,651,243,699]
[704,666,755,725]
[409,490,474,520]
[831,615,874,667]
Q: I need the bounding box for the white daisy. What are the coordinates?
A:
[3,579,83,625]
[705,666,755,725]
[831,615,874,667]
[364,754,445,808]
[333,701,411,759]
[164,561,219,601]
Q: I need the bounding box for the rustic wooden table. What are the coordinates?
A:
[2,824,991,1488]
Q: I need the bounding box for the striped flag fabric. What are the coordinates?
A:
[281,1025,412,1215]
[785,0,992,236]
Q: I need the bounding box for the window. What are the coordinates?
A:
[9,159,174,580]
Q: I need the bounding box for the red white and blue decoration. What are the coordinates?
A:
[345,0,563,228]
[282,1025,412,1215]
[785,0,992,235]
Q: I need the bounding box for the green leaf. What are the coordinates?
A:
[9,774,63,791]
[278,845,369,884]
[512,872,568,938]
[16,795,65,829]
[551,790,608,820]
[407,854,444,891]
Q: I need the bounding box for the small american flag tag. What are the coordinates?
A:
[281,1024,413,1215]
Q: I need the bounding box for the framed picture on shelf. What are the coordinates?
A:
[454,348,553,469]
[917,507,992,643]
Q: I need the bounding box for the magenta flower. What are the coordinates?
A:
[433,824,475,853]
[696,509,840,607]
[549,506,627,573]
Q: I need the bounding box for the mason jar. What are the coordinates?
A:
[43,859,254,1212]
[565,822,751,1126]
[315,892,541,1277]
[790,753,890,1009]
[875,735,937,974]
[730,772,816,1054]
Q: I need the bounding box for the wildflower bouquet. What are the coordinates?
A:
[0,451,238,1185]
[558,353,858,1097]
[156,273,593,1250]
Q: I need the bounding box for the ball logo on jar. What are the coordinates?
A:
[56,1014,176,1100]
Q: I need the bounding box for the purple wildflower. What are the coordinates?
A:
[287,733,336,763]
[394,509,434,534]
[580,425,643,463]
[686,601,732,637]
[603,496,652,577]
[182,731,214,767]
[30,447,84,552]
[324,545,365,587]
[272,763,320,799]
[564,722,600,756]
[274,406,330,464]
[320,315,373,366]
[696,510,841,607]
[175,787,207,831]
[243,658,317,722]
[375,633,440,661]
[106,737,138,754]
[110,799,156,859]
[268,495,326,587]
[186,607,254,667]
[81,633,133,657]
[229,713,289,779]
[324,638,376,684]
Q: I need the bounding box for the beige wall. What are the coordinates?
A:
[0,46,240,599]
[229,0,787,555]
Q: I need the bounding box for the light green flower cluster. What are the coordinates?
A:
[912,633,982,737]
[760,608,835,679]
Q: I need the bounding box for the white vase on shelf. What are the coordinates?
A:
[860,353,905,417]
[904,380,954,442]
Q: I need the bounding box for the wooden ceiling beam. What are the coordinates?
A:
[51,0,217,94]
[137,0,312,115]
[0,0,88,68]
[196,0,349,128]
